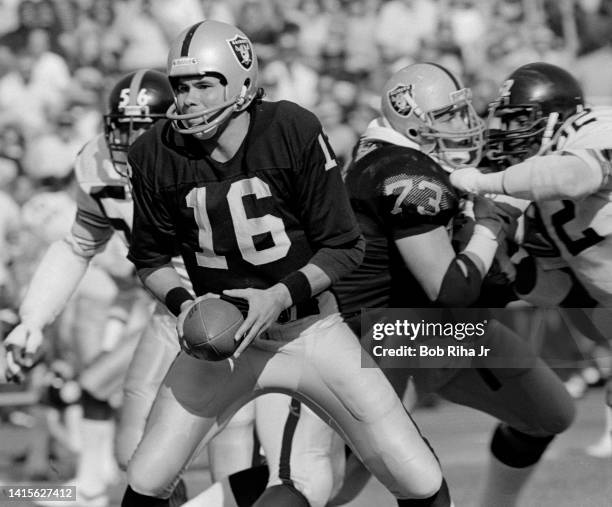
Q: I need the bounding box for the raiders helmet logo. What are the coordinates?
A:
[227,35,253,70]
[388,84,415,116]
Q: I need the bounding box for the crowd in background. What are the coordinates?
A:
[0,0,611,482]
[2,0,612,196]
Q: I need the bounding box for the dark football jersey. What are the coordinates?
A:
[334,141,459,315]
[127,100,360,299]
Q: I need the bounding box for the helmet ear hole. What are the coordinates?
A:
[408,128,418,138]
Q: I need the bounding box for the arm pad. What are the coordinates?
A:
[20,238,91,328]
[309,235,365,285]
[434,254,482,307]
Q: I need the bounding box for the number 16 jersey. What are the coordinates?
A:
[127,100,360,298]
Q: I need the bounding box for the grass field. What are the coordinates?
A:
[0,387,610,506]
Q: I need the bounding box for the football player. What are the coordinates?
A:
[2,69,179,506]
[123,20,452,507]
[450,61,612,458]
[3,68,344,507]
[331,63,576,507]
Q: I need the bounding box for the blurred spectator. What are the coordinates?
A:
[0,123,24,190]
[261,23,320,108]
[148,0,206,41]
[375,0,440,66]
[0,0,21,36]
[236,0,284,63]
[284,0,332,69]
[21,112,83,185]
[113,0,168,72]
[60,0,122,72]
[343,0,379,79]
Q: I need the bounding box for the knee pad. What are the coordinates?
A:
[81,389,114,420]
[490,424,555,468]
[253,484,310,507]
[397,478,451,507]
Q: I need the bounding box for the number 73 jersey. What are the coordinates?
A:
[335,142,459,313]
[536,107,612,306]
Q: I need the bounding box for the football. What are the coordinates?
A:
[180,298,244,361]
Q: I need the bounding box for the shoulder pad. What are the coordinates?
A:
[74,134,126,192]
[373,147,459,227]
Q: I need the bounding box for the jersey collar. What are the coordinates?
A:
[362,117,421,150]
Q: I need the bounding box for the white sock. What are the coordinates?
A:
[182,480,237,507]
[75,419,115,497]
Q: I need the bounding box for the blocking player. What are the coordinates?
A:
[331,63,576,507]
[449,61,612,458]
[123,20,452,507]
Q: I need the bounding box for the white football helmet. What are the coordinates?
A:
[166,20,259,138]
[381,63,485,169]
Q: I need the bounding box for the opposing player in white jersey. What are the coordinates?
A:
[450,61,612,458]
[2,70,181,506]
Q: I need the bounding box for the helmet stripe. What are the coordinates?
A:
[427,62,461,89]
[181,21,206,57]
[129,69,147,106]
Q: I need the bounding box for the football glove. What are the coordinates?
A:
[473,196,522,242]
[4,322,44,382]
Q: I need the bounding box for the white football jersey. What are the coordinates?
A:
[536,107,612,306]
[71,134,191,288]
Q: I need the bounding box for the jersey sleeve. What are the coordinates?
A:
[70,186,114,257]
[127,152,177,270]
[374,152,459,240]
[295,127,361,247]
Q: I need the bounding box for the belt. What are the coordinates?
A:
[277,298,320,324]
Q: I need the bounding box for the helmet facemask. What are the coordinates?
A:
[166,21,260,140]
[103,69,174,178]
[104,113,155,178]
[422,88,485,170]
[486,100,558,166]
[166,75,253,140]
[484,63,585,167]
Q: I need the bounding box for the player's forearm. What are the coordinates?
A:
[469,155,602,201]
[136,264,193,316]
[19,239,91,328]
[278,236,365,306]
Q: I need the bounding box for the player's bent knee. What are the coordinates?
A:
[386,459,442,500]
[127,460,175,499]
[491,424,556,468]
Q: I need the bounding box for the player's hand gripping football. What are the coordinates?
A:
[176,293,219,351]
[223,284,291,358]
[3,322,44,382]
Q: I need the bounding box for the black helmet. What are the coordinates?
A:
[103,69,174,176]
[487,62,584,165]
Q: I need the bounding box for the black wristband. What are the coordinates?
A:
[165,287,194,317]
[279,271,311,305]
